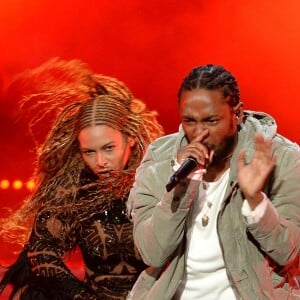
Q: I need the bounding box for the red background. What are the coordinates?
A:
[0,0,299,288]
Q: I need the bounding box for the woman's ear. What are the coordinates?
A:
[128,136,136,147]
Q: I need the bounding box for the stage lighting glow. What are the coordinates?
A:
[0,179,10,189]
[0,179,36,191]
[13,180,23,190]
[26,180,35,191]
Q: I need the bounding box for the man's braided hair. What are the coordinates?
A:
[178,64,240,107]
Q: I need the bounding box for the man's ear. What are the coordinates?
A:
[233,102,244,123]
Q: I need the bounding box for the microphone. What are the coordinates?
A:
[166,157,198,192]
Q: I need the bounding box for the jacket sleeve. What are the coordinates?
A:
[247,141,300,266]
[128,143,200,268]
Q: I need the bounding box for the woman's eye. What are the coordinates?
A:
[83,150,93,155]
[105,145,114,151]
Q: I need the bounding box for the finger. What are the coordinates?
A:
[190,129,209,143]
[177,141,209,164]
[208,150,214,165]
[253,134,274,165]
[180,147,208,166]
[190,136,210,160]
[254,133,272,152]
[237,149,246,170]
[178,130,210,164]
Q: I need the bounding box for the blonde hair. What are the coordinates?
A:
[0,57,164,245]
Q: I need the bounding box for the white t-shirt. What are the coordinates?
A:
[174,169,237,300]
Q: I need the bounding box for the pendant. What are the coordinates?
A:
[202,215,209,226]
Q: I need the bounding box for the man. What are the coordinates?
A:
[127,64,300,299]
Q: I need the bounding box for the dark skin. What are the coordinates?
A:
[178,88,275,209]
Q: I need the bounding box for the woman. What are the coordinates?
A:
[0,58,163,299]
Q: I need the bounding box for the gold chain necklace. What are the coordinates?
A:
[201,182,211,226]
[200,168,230,227]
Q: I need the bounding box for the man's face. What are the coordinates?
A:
[79,125,135,179]
[179,88,241,166]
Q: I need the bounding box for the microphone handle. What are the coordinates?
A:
[165,157,198,192]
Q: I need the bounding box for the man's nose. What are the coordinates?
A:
[194,122,206,135]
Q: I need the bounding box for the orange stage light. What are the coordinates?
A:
[12,180,23,190]
[0,179,10,189]
[26,180,35,191]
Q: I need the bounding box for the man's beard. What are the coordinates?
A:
[207,132,237,168]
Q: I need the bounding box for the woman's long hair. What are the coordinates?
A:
[0,57,164,245]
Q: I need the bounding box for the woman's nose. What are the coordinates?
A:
[96,153,107,167]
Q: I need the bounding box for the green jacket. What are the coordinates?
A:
[127,111,300,300]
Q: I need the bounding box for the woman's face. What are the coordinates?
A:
[78,125,135,178]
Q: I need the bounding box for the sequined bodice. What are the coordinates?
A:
[78,200,145,297]
[18,198,146,299]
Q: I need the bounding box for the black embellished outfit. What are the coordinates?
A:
[0,175,146,300]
